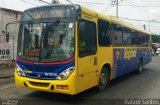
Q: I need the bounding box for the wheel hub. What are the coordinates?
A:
[100,73,106,85]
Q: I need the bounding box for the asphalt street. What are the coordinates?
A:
[0,56,160,105]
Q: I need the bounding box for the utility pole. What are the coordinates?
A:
[143,24,146,30]
[149,21,150,31]
[116,0,118,18]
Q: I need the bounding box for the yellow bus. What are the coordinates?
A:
[14,4,152,95]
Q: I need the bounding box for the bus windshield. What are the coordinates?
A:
[18,21,75,62]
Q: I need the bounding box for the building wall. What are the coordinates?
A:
[0,8,22,64]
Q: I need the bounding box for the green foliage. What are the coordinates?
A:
[151,34,160,43]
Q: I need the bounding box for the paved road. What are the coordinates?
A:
[0,56,160,105]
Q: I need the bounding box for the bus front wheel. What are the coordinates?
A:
[97,68,110,91]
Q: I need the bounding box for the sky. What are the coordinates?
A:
[0,0,160,34]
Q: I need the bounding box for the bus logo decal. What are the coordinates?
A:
[124,48,137,60]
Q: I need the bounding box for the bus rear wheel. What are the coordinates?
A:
[136,59,143,74]
[97,68,110,91]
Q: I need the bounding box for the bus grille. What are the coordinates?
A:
[29,81,50,88]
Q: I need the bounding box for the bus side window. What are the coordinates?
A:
[123,27,131,46]
[98,19,111,46]
[145,35,149,46]
[138,32,143,46]
[111,24,123,46]
[78,19,97,57]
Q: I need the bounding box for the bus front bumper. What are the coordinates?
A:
[15,72,77,95]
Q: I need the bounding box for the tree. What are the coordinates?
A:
[151,34,160,43]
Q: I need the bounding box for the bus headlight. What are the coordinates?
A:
[16,64,26,77]
[56,67,75,80]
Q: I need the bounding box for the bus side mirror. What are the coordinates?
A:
[6,32,10,43]
[5,22,9,43]
[5,21,19,43]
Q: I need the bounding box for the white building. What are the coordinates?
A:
[0,7,21,64]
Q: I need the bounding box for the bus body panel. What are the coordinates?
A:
[76,13,99,93]
[113,47,138,77]
[113,47,152,78]
[97,47,114,79]
[15,71,77,95]
[137,47,152,65]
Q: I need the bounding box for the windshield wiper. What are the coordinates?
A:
[39,20,60,62]
[48,20,60,31]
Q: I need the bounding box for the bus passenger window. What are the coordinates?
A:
[111,24,123,46]
[98,19,111,46]
[138,32,144,46]
[131,30,138,46]
[145,35,149,46]
[123,28,131,46]
[78,19,97,57]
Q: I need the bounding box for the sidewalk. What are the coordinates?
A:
[0,65,15,79]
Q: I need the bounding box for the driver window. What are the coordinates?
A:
[78,19,97,57]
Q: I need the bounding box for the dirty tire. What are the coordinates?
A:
[136,59,143,74]
[96,68,110,91]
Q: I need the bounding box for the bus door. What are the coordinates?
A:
[76,14,98,92]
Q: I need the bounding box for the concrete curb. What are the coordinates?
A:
[0,64,15,69]
[0,75,14,79]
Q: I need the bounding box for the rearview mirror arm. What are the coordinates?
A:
[5,21,20,42]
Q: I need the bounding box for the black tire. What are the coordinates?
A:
[96,68,110,91]
[136,59,143,74]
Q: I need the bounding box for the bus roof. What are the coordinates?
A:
[23,4,151,35]
[80,5,151,35]
[24,4,80,12]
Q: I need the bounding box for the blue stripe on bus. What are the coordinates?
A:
[16,59,75,80]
